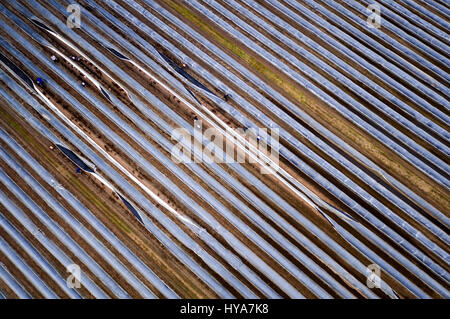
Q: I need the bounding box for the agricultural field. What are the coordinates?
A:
[0,0,448,299]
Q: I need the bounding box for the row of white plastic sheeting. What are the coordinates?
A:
[0,261,31,298]
[280,0,449,98]
[131,0,449,230]
[0,59,252,298]
[0,128,178,298]
[0,211,81,298]
[237,0,449,132]
[56,52,346,298]
[75,0,444,298]
[2,0,446,300]
[117,0,449,284]
[235,0,449,227]
[0,235,57,298]
[206,0,449,148]
[184,0,449,185]
[404,0,450,29]
[19,36,305,299]
[0,186,108,298]
[374,0,450,45]
[131,0,450,225]
[202,0,449,240]
[62,6,392,298]
[21,1,339,298]
[3,25,285,297]
[0,71,241,297]
[343,0,450,67]
[255,0,449,126]
[0,166,129,298]
[74,0,449,291]
[32,3,413,298]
